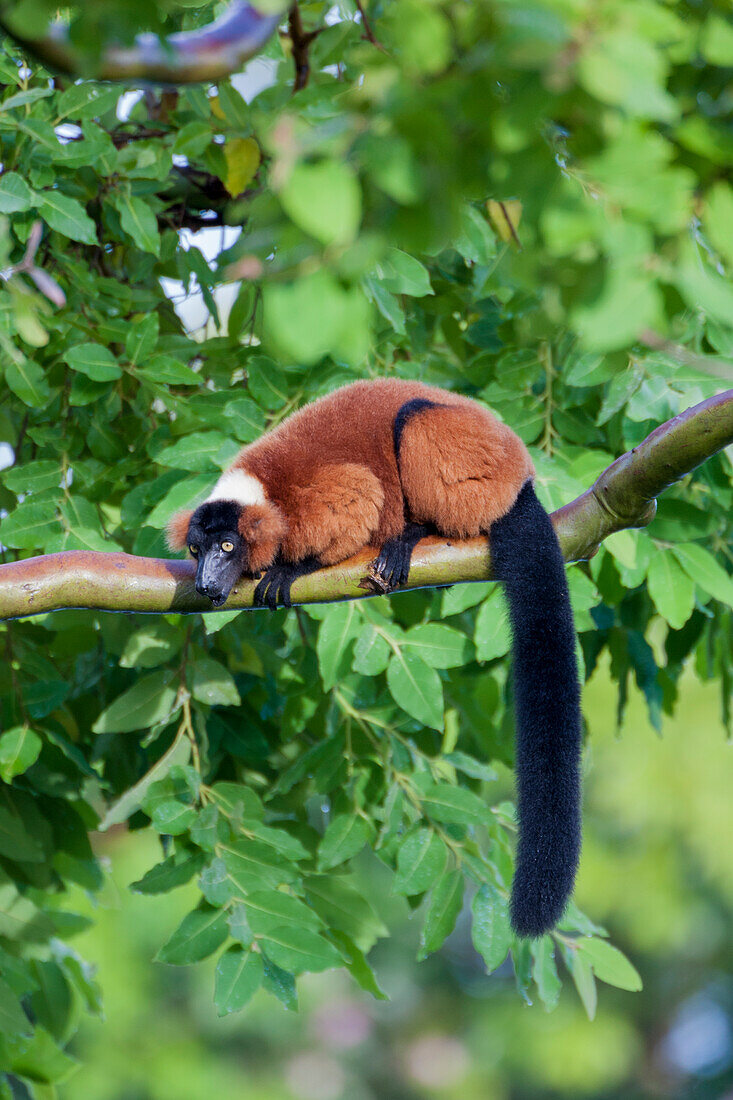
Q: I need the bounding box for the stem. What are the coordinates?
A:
[0,390,731,620]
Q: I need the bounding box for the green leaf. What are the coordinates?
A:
[219,838,299,892]
[130,851,205,895]
[153,432,230,472]
[209,782,263,821]
[474,591,512,661]
[137,355,201,387]
[0,500,57,549]
[317,604,359,691]
[352,623,392,676]
[375,249,432,297]
[387,650,444,731]
[0,726,42,782]
[172,120,212,158]
[150,800,196,836]
[578,31,677,121]
[329,929,388,1000]
[261,955,298,1011]
[263,270,360,365]
[37,191,97,244]
[55,82,120,121]
[418,869,464,959]
[0,975,32,1039]
[114,191,160,255]
[672,543,733,608]
[7,1024,78,1083]
[419,782,490,827]
[157,905,229,965]
[258,925,342,974]
[119,621,182,669]
[280,160,361,246]
[471,884,511,973]
[575,937,642,991]
[531,938,562,1011]
[565,946,597,1021]
[64,343,121,382]
[187,658,241,707]
[242,822,309,862]
[92,672,178,734]
[404,624,473,668]
[646,551,695,629]
[0,171,33,213]
[125,313,159,365]
[98,727,190,831]
[442,582,492,616]
[393,827,447,896]
[222,396,266,443]
[3,350,51,408]
[443,751,498,784]
[227,904,254,947]
[3,460,61,495]
[318,814,371,871]
[214,947,263,1015]
[2,87,54,110]
[305,875,387,953]
[245,890,324,935]
[701,13,733,65]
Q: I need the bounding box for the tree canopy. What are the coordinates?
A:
[0,1,732,1094]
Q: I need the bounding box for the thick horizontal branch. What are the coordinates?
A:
[0,390,731,621]
[0,2,287,83]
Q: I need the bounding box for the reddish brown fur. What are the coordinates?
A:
[237,502,286,573]
[169,379,534,569]
[167,509,193,552]
[279,463,384,565]
[398,403,534,537]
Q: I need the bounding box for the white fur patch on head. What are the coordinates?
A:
[206,469,266,508]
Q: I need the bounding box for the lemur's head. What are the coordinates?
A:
[167,471,285,606]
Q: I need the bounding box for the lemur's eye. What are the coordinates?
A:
[189,545,199,557]
[221,540,234,553]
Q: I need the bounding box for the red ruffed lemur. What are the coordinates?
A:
[167,379,581,938]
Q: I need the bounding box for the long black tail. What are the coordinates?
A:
[489,480,582,938]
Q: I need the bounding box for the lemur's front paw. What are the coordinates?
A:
[253,564,296,610]
[252,556,322,611]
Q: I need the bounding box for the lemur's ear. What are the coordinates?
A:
[167,510,193,552]
[239,502,286,573]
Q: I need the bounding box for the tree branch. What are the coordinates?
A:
[0,391,731,621]
[0,2,288,84]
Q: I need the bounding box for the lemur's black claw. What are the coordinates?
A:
[253,558,320,610]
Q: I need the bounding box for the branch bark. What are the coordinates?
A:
[0,2,287,84]
[0,391,731,621]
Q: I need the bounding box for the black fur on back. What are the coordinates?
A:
[393,398,440,457]
[489,480,582,938]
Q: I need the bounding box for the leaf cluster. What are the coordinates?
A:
[0,0,732,1090]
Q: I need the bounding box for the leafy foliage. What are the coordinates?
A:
[0,0,732,1093]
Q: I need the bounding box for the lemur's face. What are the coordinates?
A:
[187,501,248,606]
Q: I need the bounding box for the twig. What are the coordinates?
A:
[287,3,323,93]
[0,391,731,620]
[354,0,383,49]
[0,220,66,307]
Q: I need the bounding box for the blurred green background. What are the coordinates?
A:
[64,662,733,1100]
